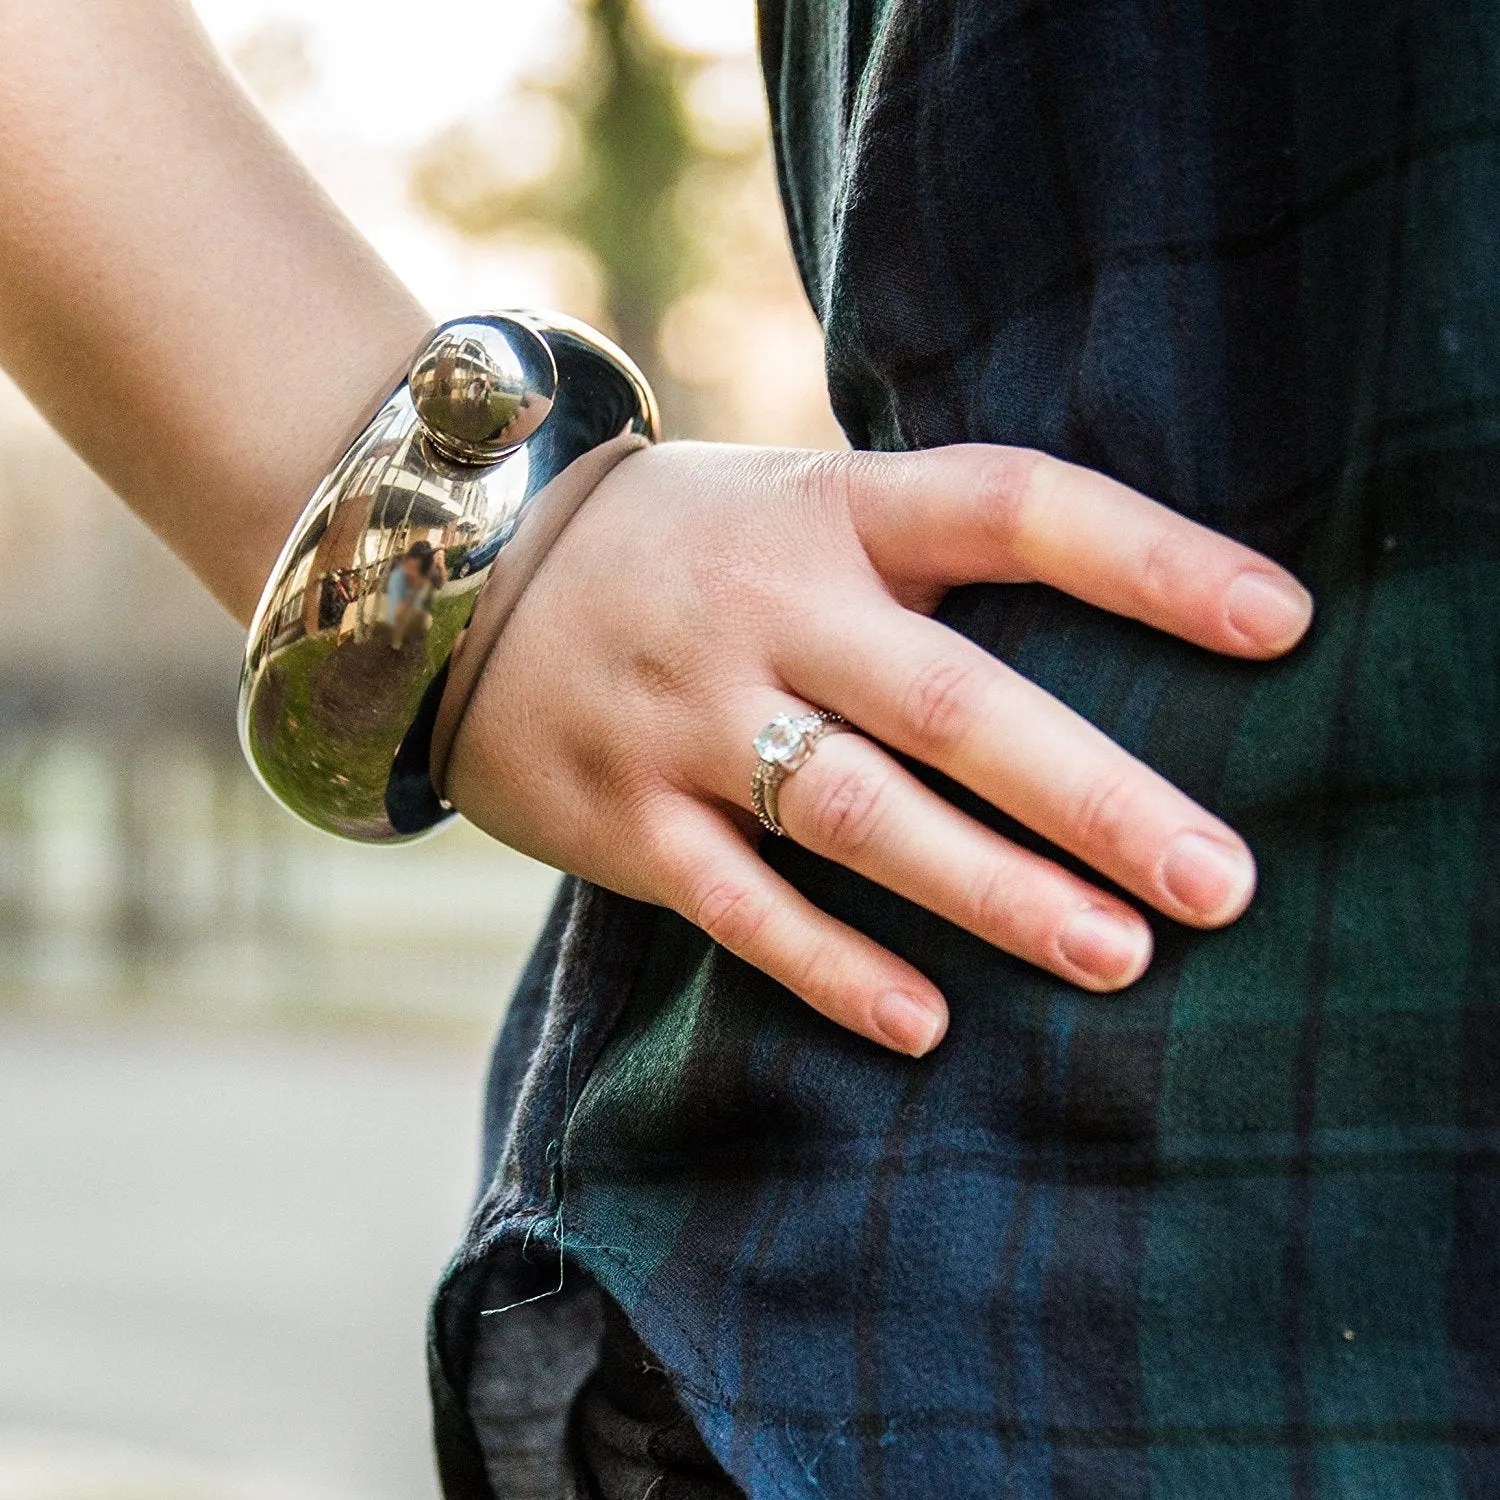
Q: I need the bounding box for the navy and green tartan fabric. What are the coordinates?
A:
[430,0,1500,1495]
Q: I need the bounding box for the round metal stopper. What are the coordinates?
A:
[408,315,557,464]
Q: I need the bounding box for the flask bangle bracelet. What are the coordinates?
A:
[238,311,658,842]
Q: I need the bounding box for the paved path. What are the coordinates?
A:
[0,1018,495,1499]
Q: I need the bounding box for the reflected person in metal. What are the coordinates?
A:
[238,312,656,843]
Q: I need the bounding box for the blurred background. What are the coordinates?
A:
[0,2,839,1495]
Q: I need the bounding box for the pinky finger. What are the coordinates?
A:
[656,805,948,1057]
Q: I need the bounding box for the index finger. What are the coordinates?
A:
[846,445,1313,659]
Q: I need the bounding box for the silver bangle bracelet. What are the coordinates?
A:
[238,310,658,842]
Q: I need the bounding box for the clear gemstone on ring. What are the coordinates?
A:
[754,714,807,766]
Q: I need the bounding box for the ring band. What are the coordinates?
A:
[750,710,847,836]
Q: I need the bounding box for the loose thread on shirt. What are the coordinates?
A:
[481,1026,575,1317]
[784,1416,851,1487]
[558,1230,634,1260]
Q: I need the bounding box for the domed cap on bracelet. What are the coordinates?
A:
[408,314,557,464]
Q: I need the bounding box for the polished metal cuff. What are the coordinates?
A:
[238,311,657,842]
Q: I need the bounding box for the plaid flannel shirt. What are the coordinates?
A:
[430,1,1500,1495]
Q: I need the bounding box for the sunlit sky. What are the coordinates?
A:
[194,0,755,146]
[188,0,762,318]
[1,0,832,453]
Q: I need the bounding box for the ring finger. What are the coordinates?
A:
[717,697,1154,992]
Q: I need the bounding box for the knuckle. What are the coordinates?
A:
[784,937,846,1011]
[687,874,773,953]
[1137,526,1193,608]
[901,655,985,750]
[804,448,895,552]
[968,861,1023,940]
[798,758,895,854]
[798,448,863,524]
[974,447,1058,553]
[1067,769,1139,854]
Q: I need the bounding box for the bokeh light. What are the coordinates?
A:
[0,3,838,1498]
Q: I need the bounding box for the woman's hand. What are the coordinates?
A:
[446,442,1312,1057]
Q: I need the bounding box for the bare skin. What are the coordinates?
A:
[0,1,1313,1056]
[448,442,1311,1055]
[0,0,430,617]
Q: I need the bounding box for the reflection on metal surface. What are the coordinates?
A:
[239,312,657,843]
[409,314,557,464]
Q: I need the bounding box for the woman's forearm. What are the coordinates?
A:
[0,0,430,621]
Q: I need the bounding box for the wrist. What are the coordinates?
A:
[239,311,657,843]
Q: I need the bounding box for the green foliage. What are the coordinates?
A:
[412,0,733,362]
[566,0,699,349]
[248,593,469,832]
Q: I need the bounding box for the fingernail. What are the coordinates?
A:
[1161,832,1256,923]
[1057,907,1152,988]
[873,992,945,1056]
[1226,572,1313,652]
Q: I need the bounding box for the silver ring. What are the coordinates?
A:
[750,710,847,836]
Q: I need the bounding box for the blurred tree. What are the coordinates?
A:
[412,0,732,398]
[411,0,842,449]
